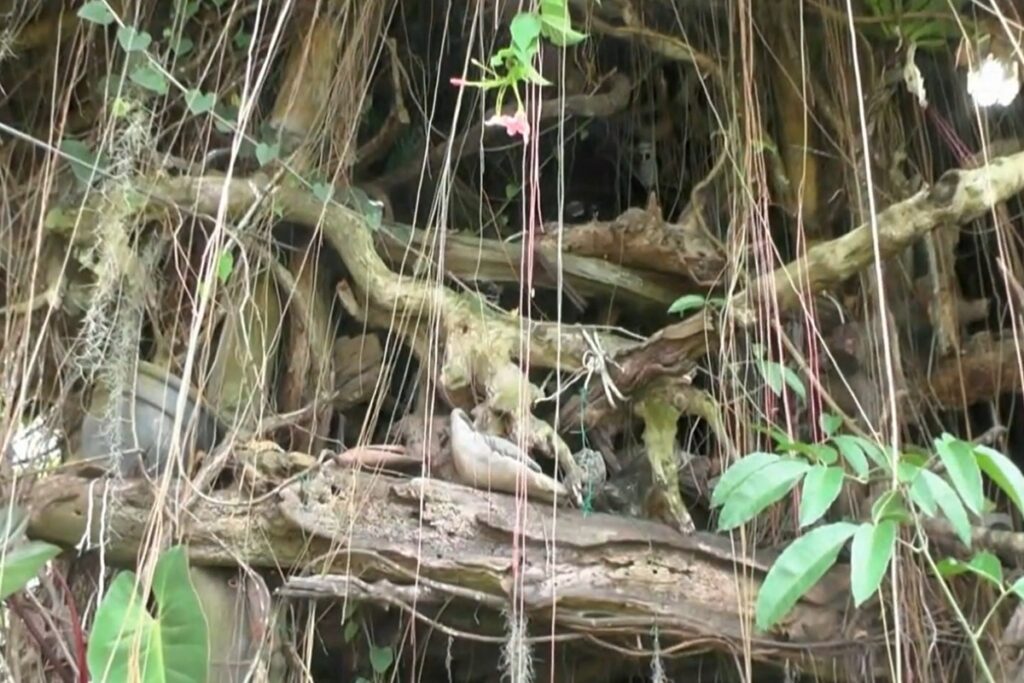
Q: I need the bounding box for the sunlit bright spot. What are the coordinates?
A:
[966,54,1021,108]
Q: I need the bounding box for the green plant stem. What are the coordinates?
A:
[913,533,996,683]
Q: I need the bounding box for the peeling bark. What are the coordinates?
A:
[26,467,882,680]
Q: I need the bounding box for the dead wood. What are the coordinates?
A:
[25,466,883,680]
[927,336,1023,408]
[613,149,1024,383]
[536,197,726,287]
[378,223,684,308]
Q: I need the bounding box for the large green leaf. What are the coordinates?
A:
[934,434,983,515]
[718,459,810,531]
[710,452,779,508]
[799,465,844,528]
[975,444,1024,518]
[87,545,209,683]
[922,470,972,547]
[755,522,858,631]
[850,521,897,606]
[0,541,61,601]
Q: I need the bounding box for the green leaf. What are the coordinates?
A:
[369,645,394,674]
[509,13,543,55]
[967,551,1003,585]
[870,490,910,524]
[710,452,779,508]
[44,207,78,231]
[781,366,806,401]
[518,59,552,86]
[60,138,103,185]
[755,522,858,631]
[831,435,870,478]
[78,1,115,25]
[255,141,279,167]
[312,182,333,203]
[850,520,897,606]
[0,541,61,601]
[168,32,194,56]
[975,444,1024,518]
[216,250,234,284]
[717,459,810,531]
[1010,576,1024,600]
[935,557,967,578]
[848,435,891,472]
[87,545,208,683]
[819,413,842,438]
[130,65,169,95]
[759,360,784,396]
[778,439,838,465]
[539,13,587,46]
[213,103,238,134]
[907,469,937,516]
[934,434,984,515]
[117,26,152,52]
[922,470,972,547]
[936,552,1002,586]
[179,0,201,21]
[0,504,28,547]
[799,465,845,528]
[805,443,838,465]
[185,89,216,115]
[233,28,251,49]
[343,618,358,643]
[667,294,708,316]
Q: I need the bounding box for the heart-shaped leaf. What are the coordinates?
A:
[185,89,216,115]
[312,182,334,204]
[78,1,115,25]
[819,412,843,438]
[755,522,858,631]
[87,545,209,682]
[0,541,61,601]
[117,26,152,52]
[255,141,280,167]
[369,645,394,674]
[60,138,106,185]
[130,65,169,95]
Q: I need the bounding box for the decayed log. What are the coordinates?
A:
[26,465,883,680]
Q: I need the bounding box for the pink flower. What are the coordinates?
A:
[450,77,468,87]
[485,111,530,142]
